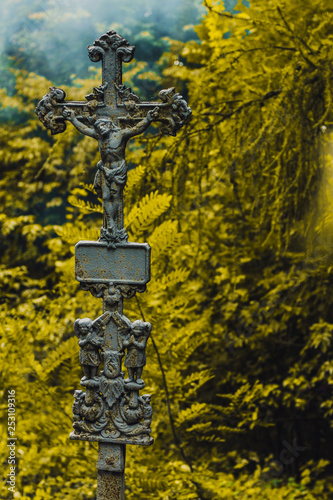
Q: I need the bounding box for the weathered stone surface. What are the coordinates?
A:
[97,443,125,472]
[70,308,153,446]
[75,241,151,285]
[36,29,191,498]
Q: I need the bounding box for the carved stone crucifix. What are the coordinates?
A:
[36,30,191,247]
[35,30,191,500]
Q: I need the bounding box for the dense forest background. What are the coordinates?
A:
[1,0,333,498]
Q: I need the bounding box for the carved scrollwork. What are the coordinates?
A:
[74,311,111,383]
[116,45,135,63]
[87,45,104,62]
[35,86,67,135]
[158,87,192,136]
[101,31,128,50]
[118,284,147,299]
[79,282,146,301]
[88,30,135,63]
[71,389,153,444]
[72,390,108,435]
[79,282,108,298]
[113,394,152,434]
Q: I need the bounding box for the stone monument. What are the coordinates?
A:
[35,30,191,499]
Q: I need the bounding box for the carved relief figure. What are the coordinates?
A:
[100,350,125,408]
[113,312,152,383]
[124,320,151,383]
[62,107,159,243]
[74,311,111,381]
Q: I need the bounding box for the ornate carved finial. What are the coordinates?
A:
[87,31,135,63]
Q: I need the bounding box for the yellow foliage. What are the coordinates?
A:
[1,0,333,498]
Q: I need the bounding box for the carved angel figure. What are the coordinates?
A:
[74,311,111,381]
[113,312,152,383]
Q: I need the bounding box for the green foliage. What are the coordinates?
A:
[1,0,333,499]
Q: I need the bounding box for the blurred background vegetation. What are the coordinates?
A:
[0,0,333,498]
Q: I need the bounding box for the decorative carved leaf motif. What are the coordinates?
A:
[87,45,104,62]
[34,86,67,135]
[117,45,135,63]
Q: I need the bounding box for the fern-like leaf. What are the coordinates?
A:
[176,402,211,426]
[149,295,189,323]
[149,267,190,293]
[68,195,103,214]
[125,190,172,236]
[55,223,100,244]
[183,369,215,398]
[125,165,146,195]
[80,182,96,194]
[148,220,183,262]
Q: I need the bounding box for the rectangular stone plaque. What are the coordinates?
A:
[75,241,151,285]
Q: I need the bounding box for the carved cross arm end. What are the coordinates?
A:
[157,87,192,136]
[35,86,69,135]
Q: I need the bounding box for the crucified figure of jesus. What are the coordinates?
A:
[63,106,159,245]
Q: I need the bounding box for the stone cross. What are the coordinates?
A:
[35,30,191,499]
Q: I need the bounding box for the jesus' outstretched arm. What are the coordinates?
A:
[124,107,160,139]
[63,107,98,139]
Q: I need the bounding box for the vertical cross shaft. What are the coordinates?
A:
[95,287,125,498]
[99,41,118,106]
[87,31,135,107]
[97,443,125,500]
